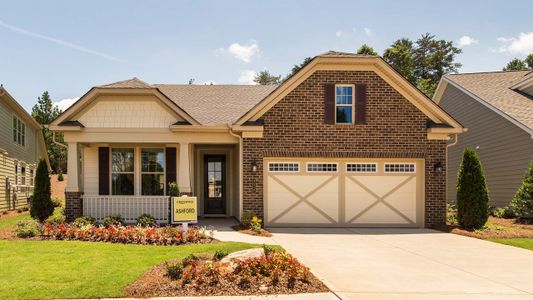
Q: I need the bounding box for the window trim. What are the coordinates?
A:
[334,84,355,125]
[140,147,166,196]
[346,162,378,173]
[384,162,416,174]
[110,147,136,195]
[267,162,300,173]
[306,162,339,173]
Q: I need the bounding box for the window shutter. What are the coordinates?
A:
[98,147,110,195]
[355,84,367,124]
[165,147,177,189]
[324,84,335,124]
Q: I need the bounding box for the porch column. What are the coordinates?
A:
[178,142,192,194]
[65,142,79,192]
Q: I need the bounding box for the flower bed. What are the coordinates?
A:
[126,249,328,297]
[42,223,214,245]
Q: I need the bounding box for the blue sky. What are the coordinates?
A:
[1,0,532,112]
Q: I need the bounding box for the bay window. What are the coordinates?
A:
[111,148,134,195]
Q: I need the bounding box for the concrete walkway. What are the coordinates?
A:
[269,228,533,300]
[198,218,278,245]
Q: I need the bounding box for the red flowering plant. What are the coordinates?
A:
[41,223,213,245]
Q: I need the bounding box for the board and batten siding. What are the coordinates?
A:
[439,84,533,207]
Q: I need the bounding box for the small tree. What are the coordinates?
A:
[30,159,54,222]
[510,158,533,219]
[456,148,489,229]
[356,44,378,55]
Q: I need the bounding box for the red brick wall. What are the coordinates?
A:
[64,191,83,222]
[242,70,447,227]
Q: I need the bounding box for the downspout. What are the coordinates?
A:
[446,133,459,204]
[51,130,68,149]
[227,124,243,221]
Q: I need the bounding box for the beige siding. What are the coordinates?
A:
[0,155,35,211]
[83,146,98,195]
[0,98,39,164]
[77,95,180,128]
[439,84,533,207]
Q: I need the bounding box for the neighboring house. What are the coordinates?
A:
[49,51,464,228]
[0,85,50,212]
[434,70,533,207]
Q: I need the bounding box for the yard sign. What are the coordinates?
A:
[171,196,198,224]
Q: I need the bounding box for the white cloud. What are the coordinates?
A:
[0,19,123,62]
[335,31,343,38]
[457,35,478,48]
[215,41,260,63]
[363,27,373,37]
[497,32,533,54]
[53,97,79,111]
[238,70,257,85]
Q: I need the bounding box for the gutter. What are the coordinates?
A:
[45,125,68,149]
[445,133,459,204]
[227,123,243,220]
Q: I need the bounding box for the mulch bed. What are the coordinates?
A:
[231,225,272,237]
[126,255,328,297]
[434,217,533,239]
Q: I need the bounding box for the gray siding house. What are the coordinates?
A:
[434,71,533,207]
[0,85,49,212]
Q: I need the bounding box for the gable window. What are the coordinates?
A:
[335,85,354,124]
[13,116,25,146]
[111,148,135,195]
[141,148,165,195]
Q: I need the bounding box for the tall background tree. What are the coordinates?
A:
[503,54,533,71]
[284,57,312,81]
[383,38,415,82]
[254,70,281,85]
[32,91,66,173]
[356,44,378,55]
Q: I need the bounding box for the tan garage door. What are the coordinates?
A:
[264,158,424,227]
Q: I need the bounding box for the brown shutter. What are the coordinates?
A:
[355,84,367,124]
[324,84,335,124]
[165,147,177,189]
[98,147,110,195]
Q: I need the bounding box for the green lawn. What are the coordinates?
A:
[0,239,260,299]
[488,238,533,251]
[0,212,30,231]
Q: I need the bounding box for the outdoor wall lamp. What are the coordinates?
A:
[434,161,443,173]
[251,160,258,172]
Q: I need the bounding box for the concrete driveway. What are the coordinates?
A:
[269,228,533,300]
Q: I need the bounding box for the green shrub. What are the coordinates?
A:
[490,207,505,218]
[502,206,517,219]
[14,219,42,238]
[168,182,180,197]
[73,215,96,227]
[57,170,64,182]
[456,148,490,229]
[30,159,54,222]
[182,254,199,267]
[45,209,66,224]
[212,250,228,261]
[240,210,255,227]
[165,262,183,280]
[136,214,156,227]
[51,198,63,208]
[102,214,124,227]
[510,158,533,219]
[447,203,458,224]
[250,216,262,233]
[263,244,276,256]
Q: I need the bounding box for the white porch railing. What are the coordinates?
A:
[82,195,169,224]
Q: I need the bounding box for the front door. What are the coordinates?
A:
[204,155,226,214]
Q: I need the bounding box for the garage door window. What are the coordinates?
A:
[384,163,415,173]
[347,163,377,173]
[307,163,338,172]
[268,162,299,172]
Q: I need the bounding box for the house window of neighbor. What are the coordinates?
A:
[14,162,18,185]
[21,165,26,186]
[13,116,25,146]
[29,168,34,186]
[335,85,354,124]
[111,148,135,195]
[141,148,165,195]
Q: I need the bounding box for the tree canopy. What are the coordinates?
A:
[254,70,281,85]
[503,56,532,71]
[356,44,378,55]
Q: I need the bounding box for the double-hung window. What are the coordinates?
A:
[21,165,26,186]
[335,85,354,124]
[111,148,135,195]
[141,148,165,195]
[13,116,25,146]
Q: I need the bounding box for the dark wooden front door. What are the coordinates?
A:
[204,155,226,214]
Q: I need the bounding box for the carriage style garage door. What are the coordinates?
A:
[264,158,424,227]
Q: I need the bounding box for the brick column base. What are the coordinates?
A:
[65,192,83,222]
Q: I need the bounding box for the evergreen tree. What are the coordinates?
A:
[254,70,281,85]
[356,44,378,55]
[510,158,533,219]
[30,159,54,222]
[503,58,528,71]
[526,54,533,69]
[456,148,490,229]
[284,57,313,81]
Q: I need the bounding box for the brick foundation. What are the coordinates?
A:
[241,70,447,228]
[65,191,83,222]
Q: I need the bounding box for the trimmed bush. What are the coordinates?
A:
[240,210,254,228]
[510,158,533,219]
[137,214,156,227]
[168,182,180,197]
[14,219,42,238]
[30,159,54,222]
[45,209,66,224]
[213,250,228,261]
[182,254,199,267]
[103,214,124,227]
[73,215,96,227]
[456,148,489,229]
[166,262,183,280]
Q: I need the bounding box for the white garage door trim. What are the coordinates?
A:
[264,158,424,228]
